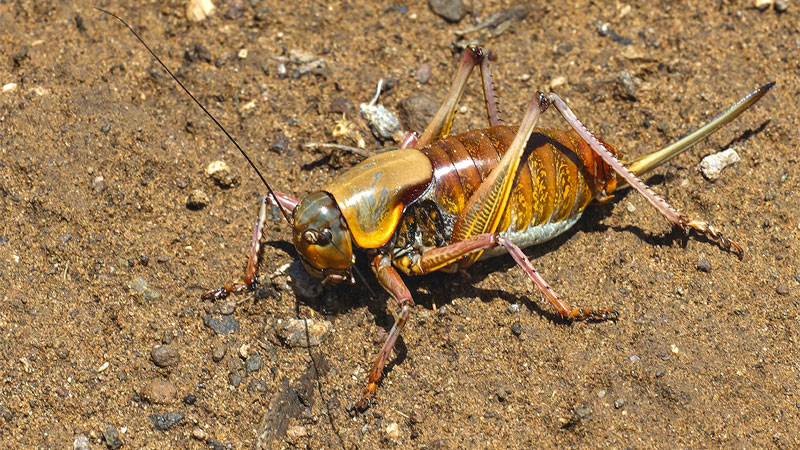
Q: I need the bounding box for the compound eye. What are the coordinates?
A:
[318,228,333,245]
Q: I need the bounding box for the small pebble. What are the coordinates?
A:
[385,422,401,440]
[614,398,625,409]
[186,189,209,209]
[625,201,636,213]
[573,404,593,421]
[269,133,290,154]
[149,412,184,431]
[229,373,242,388]
[245,352,263,375]
[507,303,520,314]
[211,342,227,362]
[548,76,567,90]
[237,48,248,59]
[203,315,240,335]
[696,258,712,273]
[286,425,308,439]
[219,301,236,315]
[411,408,426,424]
[700,148,740,181]
[128,277,162,302]
[103,424,123,449]
[206,160,236,188]
[151,345,180,368]
[415,63,432,84]
[776,284,789,295]
[247,378,267,393]
[192,427,207,441]
[754,0,773,10]
[276,63,287,78]
[511,322,524,336]
[182,393,197,405]
[186,0,215,22]
[629,355,640,363]
[597,390,606,399]
[360,94,402,141]
[238,343,250,360]
[329,97,355,115]
[398,95,439,133]
[141,379,177,404]
[2,83,17,93]
[276,318,333,348]
[616,71,637,100]
[495,387,511,402]
[774,0,789,12]
[206,439,229,450]
[73,435,91,450]
[428,0,467,22]
[254,7,271,21]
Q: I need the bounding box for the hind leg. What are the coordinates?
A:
[545,93,742,257]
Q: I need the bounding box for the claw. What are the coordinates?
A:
[354,383,378,413]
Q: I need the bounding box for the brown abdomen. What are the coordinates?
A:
[419,125,618,236]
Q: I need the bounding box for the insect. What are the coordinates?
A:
[100,9,772,412]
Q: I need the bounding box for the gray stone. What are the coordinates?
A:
[398,95,439,133]
[276,318,332,348]
[128,277,162,302]
[203,315,240,335]
[245,352,263,375]
[151,345,180,368]
[103,424,123,449]
[429,0,467,22]
[149,412,184,431]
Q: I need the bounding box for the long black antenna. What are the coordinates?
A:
[96,7,293,226]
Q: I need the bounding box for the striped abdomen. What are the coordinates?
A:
[415,125,619,244]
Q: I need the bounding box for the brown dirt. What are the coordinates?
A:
[1,1,798,448]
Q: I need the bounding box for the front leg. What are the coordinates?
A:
[202,192,299,301]
[355,254,415,412]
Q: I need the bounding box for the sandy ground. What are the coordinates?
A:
[1,0,799,448]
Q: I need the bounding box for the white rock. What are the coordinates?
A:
[186,0,215,22]
[205,160,229,177]
[276,318,332,347]
[549,76,567,90]
[754,0,773,10]
[699,148,740,180]
[360,80,402,141]
[2,82,17,93]
[385,422,400,440]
